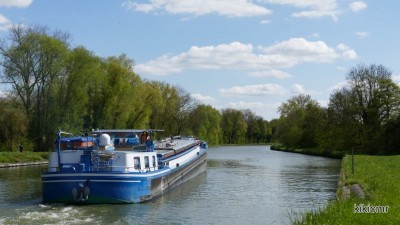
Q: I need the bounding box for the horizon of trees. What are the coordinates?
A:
[273,64,400,155]
[0,25,271,152]
[1,25,399,155]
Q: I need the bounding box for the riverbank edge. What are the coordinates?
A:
[293,154,400,224]
[0,151,49,166]
[270,144,344,159]
[0,161,48,168]
[271,147,365,200]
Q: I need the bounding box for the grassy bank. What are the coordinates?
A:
[270,144,344,159]
[0,151,49,163]
[294,155,400,224]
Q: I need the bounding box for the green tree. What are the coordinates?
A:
[270,118,280,143]
[101,55,140,129]
[242,109,270,144]
[384,115,400,153]
[0,25,69,151]
[173,86,197,135]
[189,104,222,145]
[327,64,400,153]
[126,81,161,129]
[302,101,325,148]
[256,118,272,143]
[148,82,197,136]
[221,108,247,144]
[242,109,257,143]
[148,81,178,135]
[324,89,360,151]
[275,94,321,148]
[57,47,103,131]
[81,54,141,130]
[0,98,27,151]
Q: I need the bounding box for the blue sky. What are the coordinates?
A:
[1,0,399,120]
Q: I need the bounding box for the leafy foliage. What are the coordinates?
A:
[0,25,272,151]
[189,105,222,145]
[2,26,399,153]
[221,109,248,144]
[274,64,400,154]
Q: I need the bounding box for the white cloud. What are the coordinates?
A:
[248,69,292,79]
[135,38,357,76]
[0,14,12,31]
[134,55,184,76]
[122,0,364,21]
[191,93,217,103]
[0,14,9,24]
[0,0,32,8]
[336,43,357,59]
[136,42,258,75]
[219,83,287,97]
[349,1,367,12]
[260,19,272,24]
[263,0,340,20]
[226,101,264,109]
[291,83,306,94]
[310,33,320,38]
[224,101,281,120]
[341,49,357,59]
[317,99,329,108]
[122,0,272,17]
[393,75,400,85]
[355,31,369,38]
[329,81,348,91]
[262,38,338,62]
[336,44,347,51]
[336,66,346,71]
[290,83,320,96]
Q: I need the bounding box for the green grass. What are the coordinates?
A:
[0,151,49,163]
[293,155,400,224]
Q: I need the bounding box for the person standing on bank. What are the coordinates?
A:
[19,143,24,154]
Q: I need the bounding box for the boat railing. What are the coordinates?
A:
[45,164,162,173]
[103,165,161,173]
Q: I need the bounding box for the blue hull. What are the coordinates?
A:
[42,152,207,204]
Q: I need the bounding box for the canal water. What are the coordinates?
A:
[0,146,341,225]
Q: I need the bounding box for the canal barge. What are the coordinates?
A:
[41,129,208,204]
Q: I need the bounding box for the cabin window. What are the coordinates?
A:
[152,156,156,168]
[134,157,141,170]
[144,156,150,168]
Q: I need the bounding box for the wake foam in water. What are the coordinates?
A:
[2,205,95,225]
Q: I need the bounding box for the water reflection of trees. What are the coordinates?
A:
[0,166,43,203]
